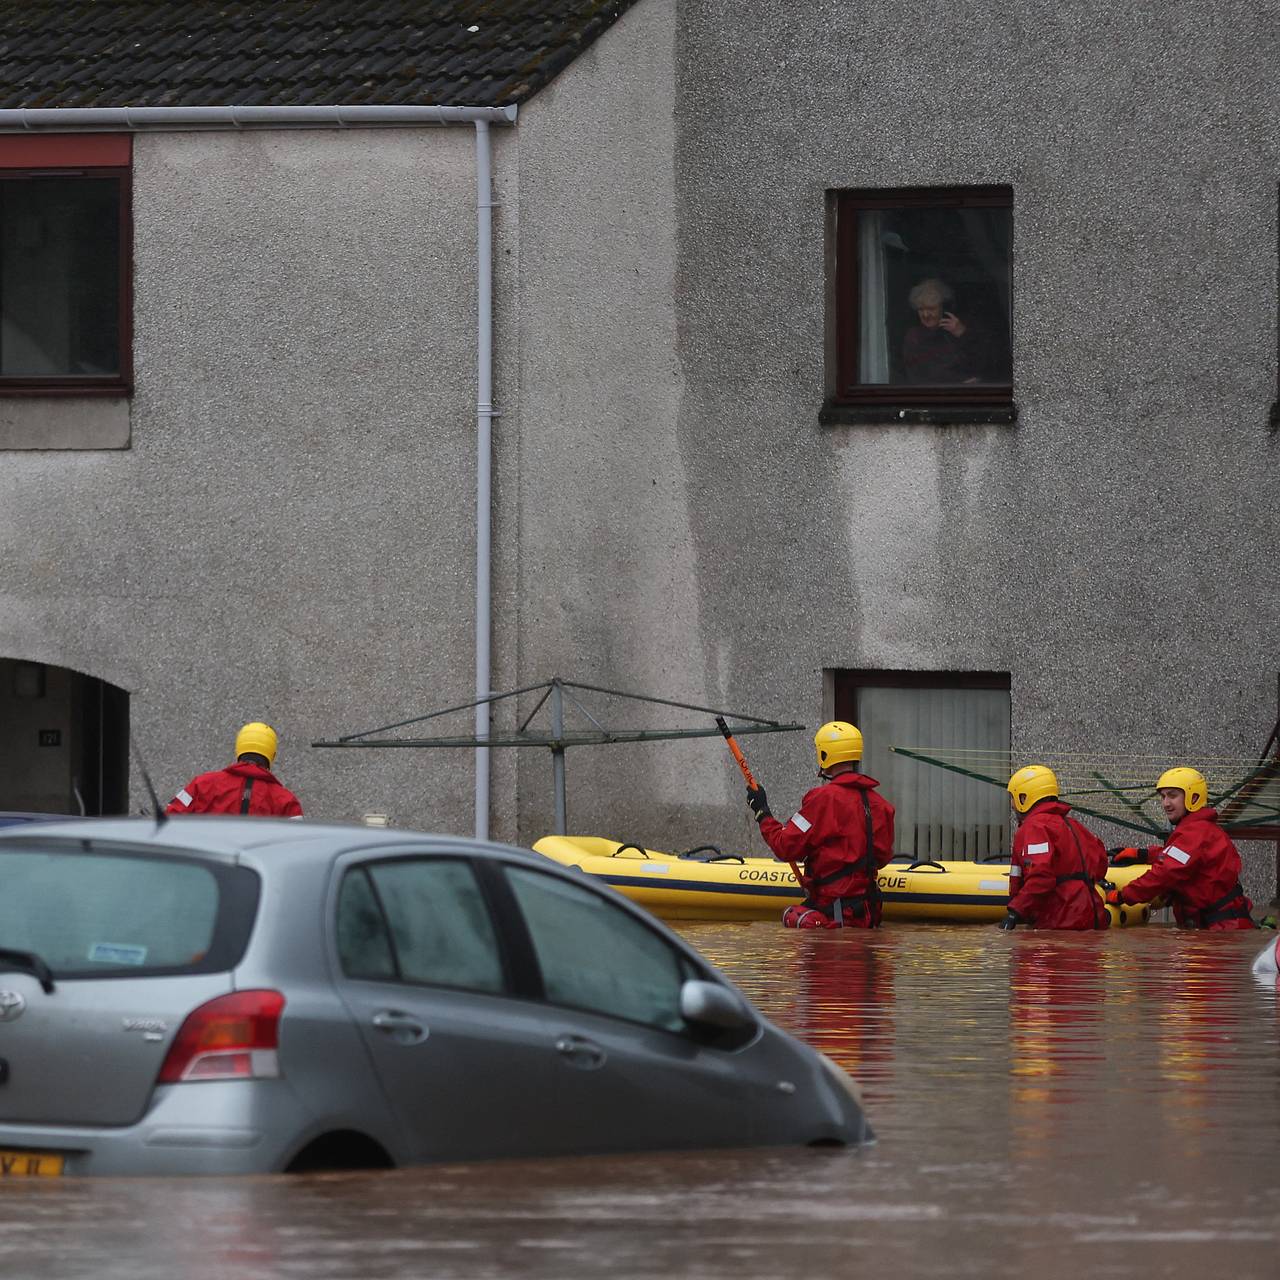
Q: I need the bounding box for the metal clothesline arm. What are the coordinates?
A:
[517,684,554,733]
[554,679,791,726]
[313,724,803,750]
[330,678,793,744]
[560,685,608,735]
[336,682,554,742]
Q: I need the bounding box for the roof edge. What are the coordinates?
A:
[0,104,517,133]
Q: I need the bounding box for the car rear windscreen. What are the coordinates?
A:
[0,845,261,977]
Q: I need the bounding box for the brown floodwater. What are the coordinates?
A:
[1,924,1277,1279]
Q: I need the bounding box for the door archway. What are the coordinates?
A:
[0,659,129,814]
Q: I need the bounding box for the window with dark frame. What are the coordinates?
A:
[833,669,1012,860]
[827,186,1013,422]
[0,134,132,395]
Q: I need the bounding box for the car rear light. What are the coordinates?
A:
[157,990,286,1084]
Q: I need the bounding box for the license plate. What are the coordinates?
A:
[0,1149,64,1177]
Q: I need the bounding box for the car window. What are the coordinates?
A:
[505,867,687,1031]
[0,847,254,977]
[335,869,396,980]
[357,859,505,994]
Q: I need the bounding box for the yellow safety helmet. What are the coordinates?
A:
[235,721,278,766]
[815,721,863,771]
[1007,764,1059,814]
[1156,766,1208,812]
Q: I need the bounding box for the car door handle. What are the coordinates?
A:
[555,1035,607,1070]
[371,1009,429,1045]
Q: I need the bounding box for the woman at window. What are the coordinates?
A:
[902,278,982,385]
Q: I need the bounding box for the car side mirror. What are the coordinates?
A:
[679,979,755,1032]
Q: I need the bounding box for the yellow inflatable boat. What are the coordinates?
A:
[531,836,1151,926]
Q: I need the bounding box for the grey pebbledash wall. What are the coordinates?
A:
[0,126,502,829]
[0,0,1274,899]
[512,0,1279,898]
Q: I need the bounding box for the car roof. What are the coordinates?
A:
[0,811,77,827]
[0,815,546,871]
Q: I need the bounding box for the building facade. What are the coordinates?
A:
[1,1,1275,897]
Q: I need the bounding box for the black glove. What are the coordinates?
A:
[996,910,1022,931]
[746,784,772,823]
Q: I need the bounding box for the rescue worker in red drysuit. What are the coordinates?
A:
[1105,767,1255,930]
[999,764,1109,931]
[746,721,895,929]
[166,721,303,818]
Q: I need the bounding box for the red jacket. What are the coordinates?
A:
[166,761,303,818]
[1119,808,1254,929]
[1009,800,1109,929]
[759,773,895,907]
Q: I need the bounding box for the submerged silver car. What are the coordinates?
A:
[0,818,869,1176]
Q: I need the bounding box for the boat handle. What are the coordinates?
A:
[678,845,746,864]
[981,853,1011,863]
[905,860,947,872]
[612,843,649,859]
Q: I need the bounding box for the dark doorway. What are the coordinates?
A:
[0,659,129,814]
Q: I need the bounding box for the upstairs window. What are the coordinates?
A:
[0,135,131,394]
[827,186,1013,422]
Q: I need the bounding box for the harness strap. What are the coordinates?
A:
[1199,902,1252,926]
[1055,871,1093,886]
[239,779,255,815]
[1200,882,1246,916]
[811,865,856,887]
[1197,882,1249,926]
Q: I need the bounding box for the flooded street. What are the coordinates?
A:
[2,924,1277,1278]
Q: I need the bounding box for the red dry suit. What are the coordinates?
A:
[166,761,303,818]
[759,772,895,929]
[1117,808,1254,929]
[1008,799,1109,930]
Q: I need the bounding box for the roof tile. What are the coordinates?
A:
[0,0,643,109]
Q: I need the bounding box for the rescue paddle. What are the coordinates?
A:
[715,716,806,890]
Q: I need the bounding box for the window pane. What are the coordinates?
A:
[857,685,1011,859]
[856,204,1012,387]
[0,177,120,377]
[335,869,396,980]
[0,851,217,973]
[367,859,504,993]
[506,867,686,1031]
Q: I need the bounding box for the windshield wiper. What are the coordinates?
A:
[0,947,56,993]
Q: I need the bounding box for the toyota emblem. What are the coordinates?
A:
[0,991,26,1022]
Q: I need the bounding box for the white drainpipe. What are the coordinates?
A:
[0,102,515,841]
[473,118,495,842]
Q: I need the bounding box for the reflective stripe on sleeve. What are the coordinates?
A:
[175,788,193,808]
[1009,865,1021,876]
[1026,841,1050,855]
[1166,846,1191,865]
[790,812,812,833]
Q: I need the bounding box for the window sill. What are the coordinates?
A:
[0,395,130,449]
[820,401,1017,427]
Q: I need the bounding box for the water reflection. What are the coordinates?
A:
[0,925,1276,1279]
